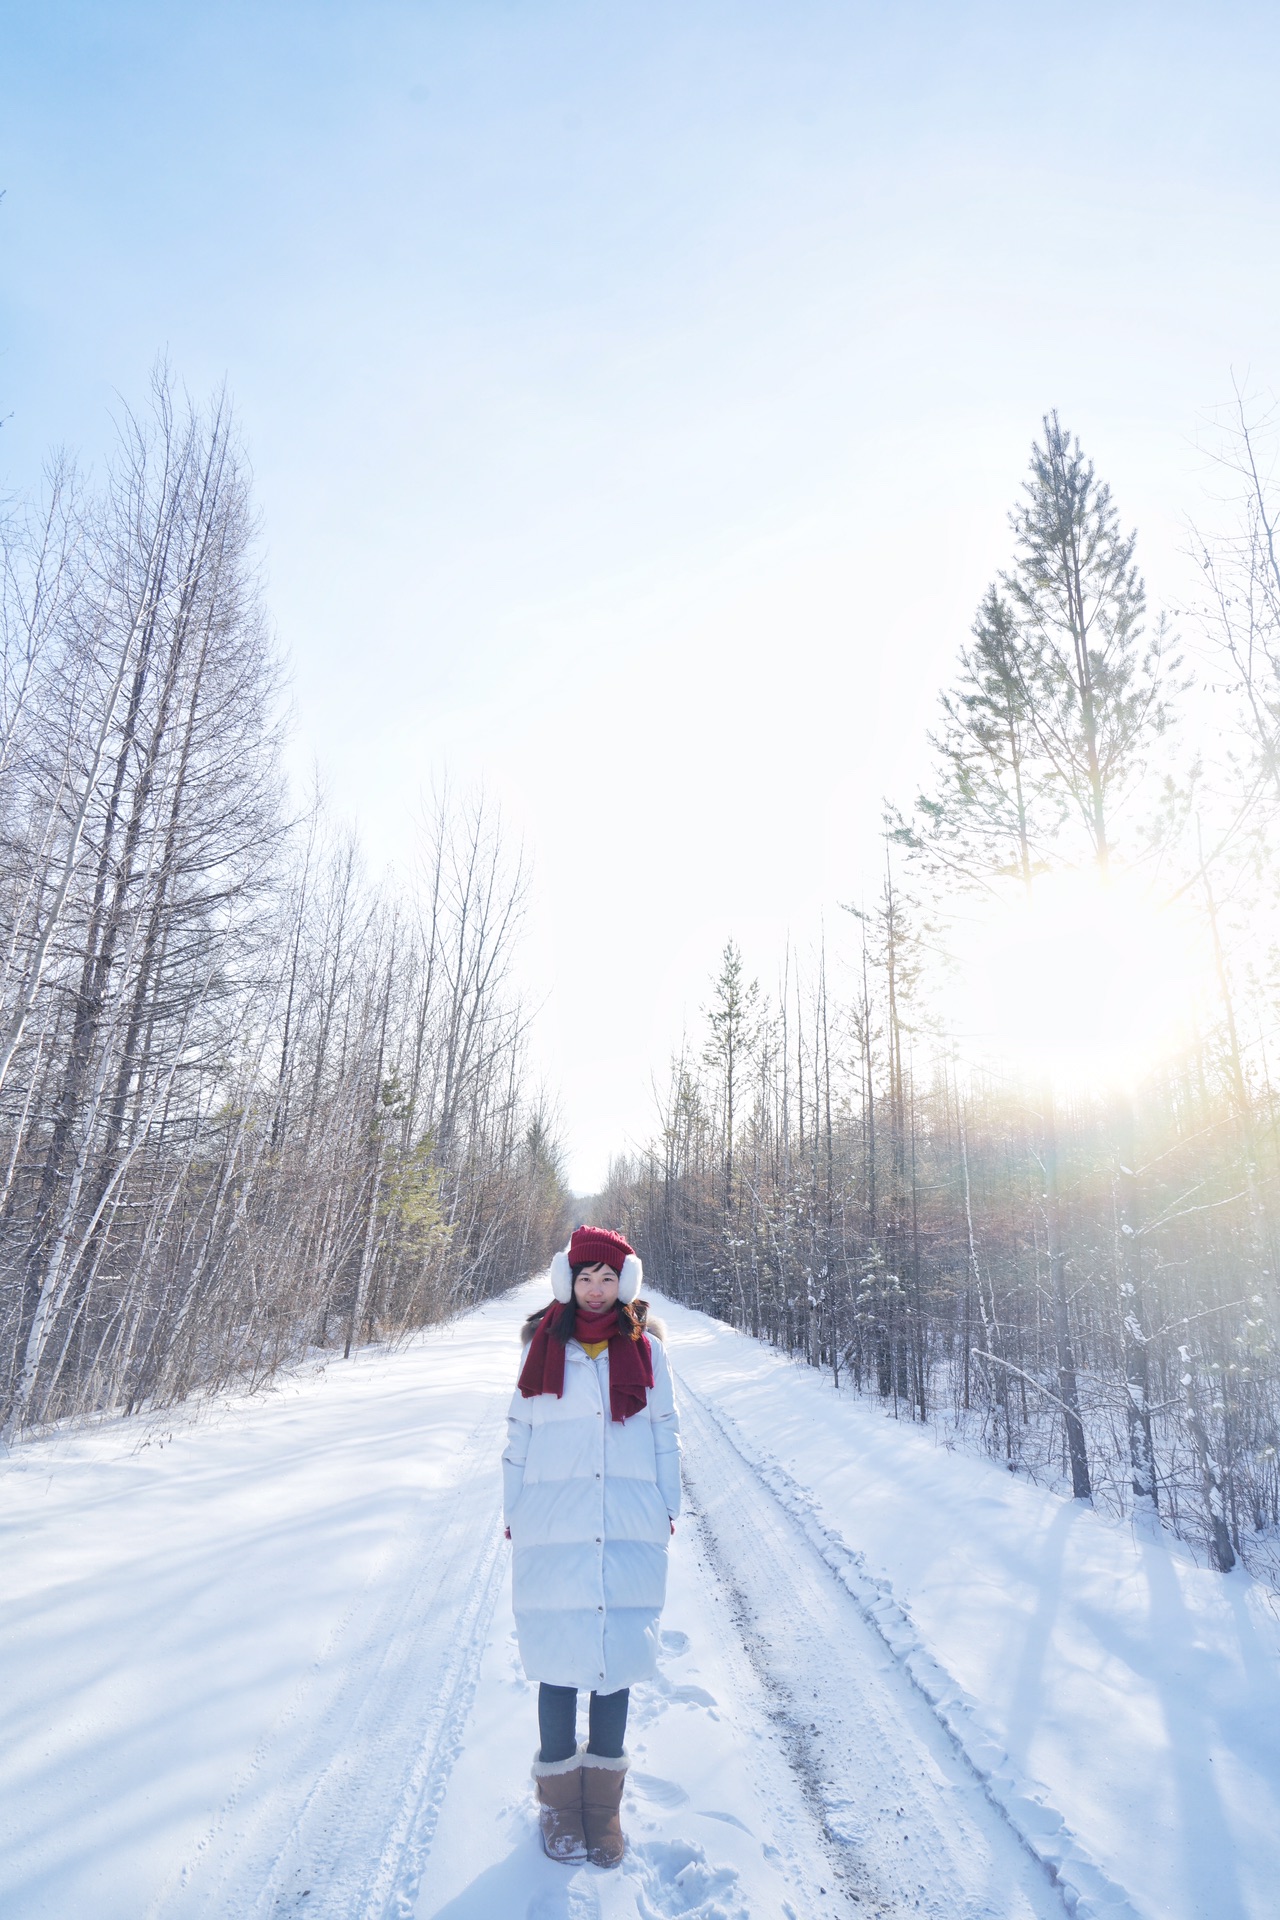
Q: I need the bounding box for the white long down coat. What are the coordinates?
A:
[503,1318,681,1693]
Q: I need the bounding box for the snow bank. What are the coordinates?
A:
[662,1293,1280,1920]
[0,1306,516,1919]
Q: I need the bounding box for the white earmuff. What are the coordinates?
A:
[549,1248,573,1303]
[618,1253,643,1304]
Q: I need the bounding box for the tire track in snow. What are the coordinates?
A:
[675,1472,892,1919]
[680,1385,1078,1920]
[360,1523,506,1920]
[681,1383,1144,1920]
[148,1403,508,1920]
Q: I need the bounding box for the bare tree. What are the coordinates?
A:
[0,378,568,1439]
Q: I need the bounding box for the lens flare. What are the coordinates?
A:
[956,869,1203,1090]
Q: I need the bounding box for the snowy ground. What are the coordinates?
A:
[2,1283,1278,1920]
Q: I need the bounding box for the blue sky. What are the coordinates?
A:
[4,1,1280,1187]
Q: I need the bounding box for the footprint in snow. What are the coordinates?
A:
[629,1676,719,1733]
[525,1884,599,1920]
[630,1839,748,1920]
[631,1770,690,1808]
[668,1682,718,1709]
[694,1810,752,1835]
[643,1666,719,1709]
[660,1628,691,1655]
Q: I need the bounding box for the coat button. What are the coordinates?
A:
[598,1604,603,1611]
[595,1537,602,1544]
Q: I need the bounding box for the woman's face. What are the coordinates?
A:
[574,1262,620,1312]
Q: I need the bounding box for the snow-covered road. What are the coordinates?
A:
[4,1280,1278,1919]
[417,1302,1066,1920]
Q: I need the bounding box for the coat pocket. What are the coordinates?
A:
[602,1476,671,1542]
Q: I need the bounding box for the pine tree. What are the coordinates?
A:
[1006,411,1171,874]
[899,585,1060,897]
[702,941,760,1214]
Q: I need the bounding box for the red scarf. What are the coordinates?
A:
[518,1301,654,1422]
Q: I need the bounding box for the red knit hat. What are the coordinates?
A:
[568,1225,634,1274]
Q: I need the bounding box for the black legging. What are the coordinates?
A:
[538,1683,629,1763]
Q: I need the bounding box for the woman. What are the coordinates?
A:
[503,1224,681,1868]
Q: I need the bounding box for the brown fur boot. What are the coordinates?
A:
[531,1750,587,1862]
[581,1749,629,1867]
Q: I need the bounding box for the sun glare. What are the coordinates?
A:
[957,870,1204,1092]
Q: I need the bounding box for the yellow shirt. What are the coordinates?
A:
[580,1339,609,1359]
